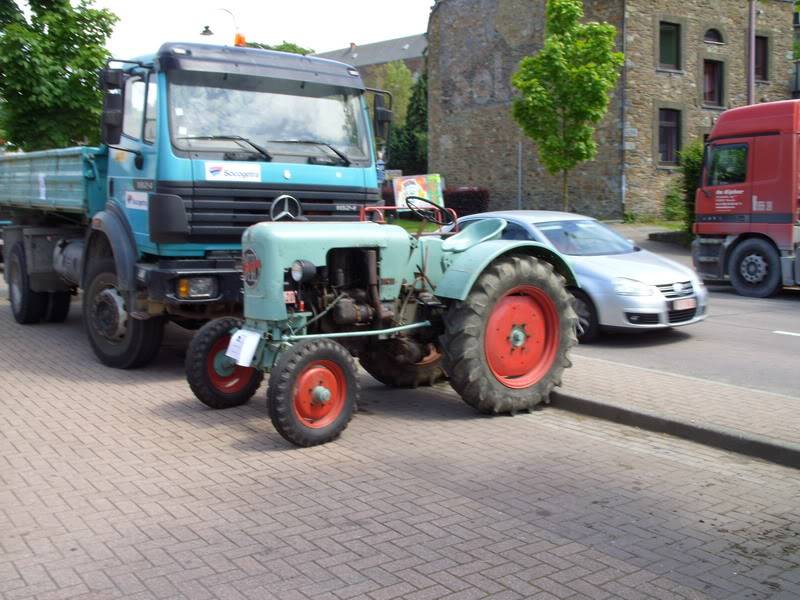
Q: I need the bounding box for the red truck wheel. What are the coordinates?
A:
[268,339,359,447]
[186,317,264,409]
[442,254,577,414]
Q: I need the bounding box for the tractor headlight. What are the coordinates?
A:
[613,278,653,296]
[290,259,316,283]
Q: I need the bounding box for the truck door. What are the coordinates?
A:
[698,139,752,233]
[106,72,158,255]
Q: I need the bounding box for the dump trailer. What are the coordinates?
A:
[0,42,390,368]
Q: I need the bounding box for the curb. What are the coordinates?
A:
[550,392,800,469]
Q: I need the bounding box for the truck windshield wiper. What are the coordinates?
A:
[268,139,351,166]
[177,135,272,161]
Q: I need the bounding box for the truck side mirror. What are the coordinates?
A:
[100,67,125,91]
[101,91,124,146]
[373,94,393,141]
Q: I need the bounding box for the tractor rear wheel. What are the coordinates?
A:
[360,341,445,388]
[186,317,264,409]
[442,254,577,414]
[268,339,359,447]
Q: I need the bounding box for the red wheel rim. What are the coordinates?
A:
[293,360,346,429]
[484,285,560,389]
[206,336,257,394]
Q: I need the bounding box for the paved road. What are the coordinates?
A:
[1,299,800,600]
[581,227,800,398]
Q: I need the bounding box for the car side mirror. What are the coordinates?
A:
[100,67,125,91]
[101,91,124,146]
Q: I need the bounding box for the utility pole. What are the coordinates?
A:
[747,0,756,105]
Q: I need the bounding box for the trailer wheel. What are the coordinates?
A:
[360,342,445,388]
[186,317,264,409]
[728,238,782,298]
[442,254,577,414]
[44,292,72,323]
[268,339,359,447]
[83,258,164,369]
[7,242,47,324]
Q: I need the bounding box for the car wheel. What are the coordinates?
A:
[571,289,600,343]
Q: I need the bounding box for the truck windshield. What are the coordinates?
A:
[168,72,370,164]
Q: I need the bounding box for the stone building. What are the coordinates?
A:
[428,0,795,218]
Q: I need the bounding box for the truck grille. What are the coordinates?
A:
[668,307,697,323]
[656,281,694,299]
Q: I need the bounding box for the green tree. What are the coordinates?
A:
[388,73,427,175]
[676,140,704,234]
[0,0,117,150]
[512,0,623,210]
[368,61,414,126]
[247,41,314,55]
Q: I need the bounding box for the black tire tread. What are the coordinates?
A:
[186,317,264,409]
[360,343,445,388]
[728,238,782,298]
[441,254,578,414]
[44,292,72,323]
[268,339,359,447]
[8,242,47,324]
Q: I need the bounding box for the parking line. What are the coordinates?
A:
[773,330,800,337]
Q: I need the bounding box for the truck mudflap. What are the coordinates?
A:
[138,259,243,313]
[692,237,726,280]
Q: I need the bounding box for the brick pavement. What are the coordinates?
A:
[560,354,800,447]
[1,298,800,600]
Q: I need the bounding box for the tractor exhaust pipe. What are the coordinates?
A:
[365,249,392,325]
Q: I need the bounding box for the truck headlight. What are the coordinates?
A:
[613,278,653,296]
[290,259,316,283]
[177,276,218,299]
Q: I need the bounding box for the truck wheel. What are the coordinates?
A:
[186,317,264,409]
[268,339,359,447]
[7,242,47,324]
[44,292,72,323]
[442,254,577,414]
[360,342,445,388]
[728,238,782,298]
[83,258,165,368]
[571,289,600,343]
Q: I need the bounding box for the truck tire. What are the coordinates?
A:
[44,292,72,323]
[360,342,445,388]
[7,242,47,324]
[186,317,264,409]
[268,339,359,447]
[571,289,600,343]
[728,238,782,298]
[442,254,577,414]
[83,258,164,368]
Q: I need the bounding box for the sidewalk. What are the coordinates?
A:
[554,353,800,467]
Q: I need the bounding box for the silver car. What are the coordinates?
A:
[457,211,708,342]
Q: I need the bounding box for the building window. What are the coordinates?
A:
[658,109,681,164]
[703,60,724,107]
[755,36,768,81]
[704,29,723,44]
[706,143,748,186]
[659,22,681,69]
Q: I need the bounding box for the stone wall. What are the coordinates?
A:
[623,0,795,216]
[428,0,626,218]
[428,0,795,219]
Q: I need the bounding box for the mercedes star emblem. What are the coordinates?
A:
[270,194,302,221]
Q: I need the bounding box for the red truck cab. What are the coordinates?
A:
[693,100,800,297]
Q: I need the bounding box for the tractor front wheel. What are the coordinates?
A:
[186,317,264,409]
[442,254,577,414]
[268,339,359,447]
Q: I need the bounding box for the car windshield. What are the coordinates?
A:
[536,220,635,256]
[168,71,370,163]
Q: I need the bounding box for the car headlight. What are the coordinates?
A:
[613,278,653,296]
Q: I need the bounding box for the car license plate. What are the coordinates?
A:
[672,298,697,311]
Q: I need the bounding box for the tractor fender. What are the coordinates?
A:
[435,240,578,302]
[82,203,138,292]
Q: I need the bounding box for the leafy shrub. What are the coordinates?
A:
[444,187,490,217]
[677,140,704,234]
[663,180,687,222]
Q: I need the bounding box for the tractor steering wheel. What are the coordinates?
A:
[405,196,453,226]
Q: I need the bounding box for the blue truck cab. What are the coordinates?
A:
[0,42,390,368]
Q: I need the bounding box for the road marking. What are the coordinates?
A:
[773,330,800,337]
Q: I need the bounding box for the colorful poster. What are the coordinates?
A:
[393,174,444,209]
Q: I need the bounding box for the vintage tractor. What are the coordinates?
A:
[185,199,579,446]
